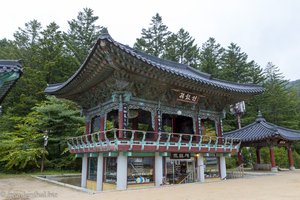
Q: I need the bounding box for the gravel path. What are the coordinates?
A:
[1,170,300,200]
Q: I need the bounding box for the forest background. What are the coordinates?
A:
[0,8,299,172]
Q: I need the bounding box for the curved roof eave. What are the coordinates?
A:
[224,117,300,142]
[45,33,265,95]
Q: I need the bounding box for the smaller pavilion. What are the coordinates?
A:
[0,60,22,105]
[224,112,300,172]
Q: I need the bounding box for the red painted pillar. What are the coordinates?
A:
[195,117,200,142]
[216,121,223,144]
[256,147,261,164]
[237,150,243,166]
[201,120,205,135]
[99,116,105,140]
[269,146,277,171]
[287,146,295,170]
[236,114,242,129]
[118,109,124,138]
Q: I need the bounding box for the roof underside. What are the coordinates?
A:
[224,117,300,142]
[0,60,22,103]
[45,33,264,105]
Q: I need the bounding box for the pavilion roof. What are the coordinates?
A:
[45,33,264,99]
[0,60,22,103]
[224,113,300,142]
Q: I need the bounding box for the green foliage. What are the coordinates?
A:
[0,96,84,172]
[199,37,224,77]
[134,13,171,57]
[162,28,200,68]
[288,79,300,97]
[64,7,104,64]
[0,114,47,170]
[0,10,299,173]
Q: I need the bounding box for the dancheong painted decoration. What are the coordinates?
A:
[45,32,264,191]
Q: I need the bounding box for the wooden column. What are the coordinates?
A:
[216,120,223,144]
[99,116,105,140]
[256,147,261,164]
[269,145,277,172]
[287,146,295,170]
[201,120,205,135]
[195,117,200,142]
[237,149,243,166]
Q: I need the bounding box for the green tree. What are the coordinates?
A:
[33,96,84,170]
[13,20,42,67]
[0,96,84,172]
[199,37,224,77]
[64,8,103,65]
[39,22,78,83]
[258,62,300,127]
[2,20,46,116]
[220,43,254,83]
[163,28,200,68]
[134,13,171,57]
[0,39,19,59]
[0,113,46,171]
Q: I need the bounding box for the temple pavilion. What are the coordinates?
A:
[0,60,22,106]
[224,112,300,172]
[45,33,264,191]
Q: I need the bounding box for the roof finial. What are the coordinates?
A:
[256,110,266,122]
[257,110,263,118]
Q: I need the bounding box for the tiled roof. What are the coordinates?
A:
[45,33,264,95]
[0,60,22,103]
[224,114,300,142]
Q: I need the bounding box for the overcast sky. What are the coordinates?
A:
[1,0,300,81]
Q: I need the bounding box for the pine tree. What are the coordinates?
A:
[134,13,171,57]
[220,43,252,83]
[64,8,103,65]
[163,28,200,68]
[199,37,224,77]
[259,62,299,127]
[39,22,78,84]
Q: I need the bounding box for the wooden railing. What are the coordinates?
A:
[67,129,241,153]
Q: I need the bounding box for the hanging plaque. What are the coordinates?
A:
[175,90,200,104]
[170,153,191,159]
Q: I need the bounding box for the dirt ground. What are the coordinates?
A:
[1,170,300,200]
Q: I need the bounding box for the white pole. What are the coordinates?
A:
[117,153,127,190]
[155,152,163,186]
[220,155,227,180]
[81,153,88,188]
[96,154,104,191]
[197,154,205,183]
